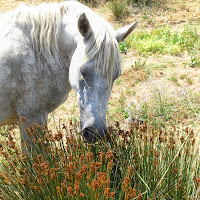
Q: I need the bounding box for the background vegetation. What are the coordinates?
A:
[0,0,200,199]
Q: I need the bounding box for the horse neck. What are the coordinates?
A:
[14,7,81,71]
[56,16,81,70]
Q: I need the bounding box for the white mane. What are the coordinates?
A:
[11,1,122,86]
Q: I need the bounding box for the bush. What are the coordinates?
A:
[0,119,199,199]
[110,0,130,20]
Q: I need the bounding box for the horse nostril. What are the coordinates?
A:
[83,128,94,143]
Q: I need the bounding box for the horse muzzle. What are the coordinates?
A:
[82,126,107,143]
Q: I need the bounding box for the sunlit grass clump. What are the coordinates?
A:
[0,119,199,199]
[125,25,200,55]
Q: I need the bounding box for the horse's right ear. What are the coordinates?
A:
[78,13,91,39]
[115,21,138,43]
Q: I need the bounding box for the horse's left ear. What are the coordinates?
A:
[115,21,139,43]
[78,13,91,39]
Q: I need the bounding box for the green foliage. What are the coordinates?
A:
[168,73,180,86]
[110,0,130,20]
[179,26,200,51]
[119,42,128,54]
[0,120,199,199]
[125,25,200,55]
[189,56,200,68]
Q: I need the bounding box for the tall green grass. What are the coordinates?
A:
[0,119,199,199]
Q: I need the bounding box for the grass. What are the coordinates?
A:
[180,74,193,85]
[122,81,200,127]
[168,73,180,86]
[124,25,200,55]
[137,89,175,124]
[110,0,130,20]
[119,42,128,54]
[128,60,151,85]
[189,56,200,68]
[0,118,199,200]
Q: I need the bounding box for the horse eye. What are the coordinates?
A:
[79,77,86,88]
[79,77,85,83]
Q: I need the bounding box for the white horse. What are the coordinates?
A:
[0,1,138,151]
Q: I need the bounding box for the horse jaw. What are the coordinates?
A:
[115,21,139,43]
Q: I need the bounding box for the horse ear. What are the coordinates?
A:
[115,21,139,43]
[78,13,91,39]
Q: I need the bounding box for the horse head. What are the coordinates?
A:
[69,13,138,142]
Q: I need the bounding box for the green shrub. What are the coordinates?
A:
[189,56,200,68]
[110,0,130,20]
[119,42,128,54]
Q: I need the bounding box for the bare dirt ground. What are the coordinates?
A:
[0,0,200,140]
